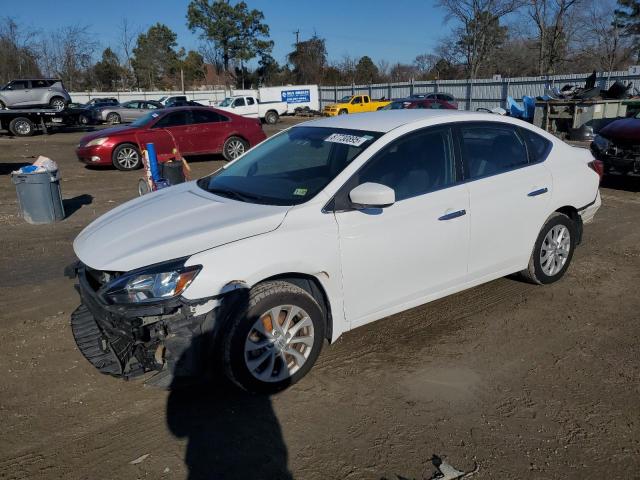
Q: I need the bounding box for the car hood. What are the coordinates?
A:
[73,181,291,272]
[79,125,136,144]
[599,117,640,145]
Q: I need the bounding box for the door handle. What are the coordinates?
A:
[528,187,548,197]
[438,209,466,221]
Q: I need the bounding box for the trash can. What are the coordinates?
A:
[11,170,65,224]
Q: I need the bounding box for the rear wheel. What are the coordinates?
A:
[223,136,249,161]
[9,117,36,137]
[520,213,576,285]
[264,110,279,125]
[106,112,121,124]
[222,281,325,393]
[49,97,66,111]
[112,143,141,170]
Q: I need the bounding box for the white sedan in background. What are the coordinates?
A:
[69,110,601,393]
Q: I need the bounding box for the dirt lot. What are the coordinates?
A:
[0,118,639,480]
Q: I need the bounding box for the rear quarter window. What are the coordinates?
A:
[519,128,552,163]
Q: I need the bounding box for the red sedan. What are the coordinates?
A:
[76,106,267,171]
[381,98,458,111]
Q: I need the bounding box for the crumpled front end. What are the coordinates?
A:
[67,262,221,387]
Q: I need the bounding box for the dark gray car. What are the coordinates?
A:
[0,79,71,111]
[98,100,164,124]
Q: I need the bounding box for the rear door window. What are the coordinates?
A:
[192,109,228,124]
[154,111,192,128]
[460,124,529,180]
[31,80,49,89]
[246,97,255,105]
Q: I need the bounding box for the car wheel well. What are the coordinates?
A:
[555,206,583,244]
[258,273,333,342]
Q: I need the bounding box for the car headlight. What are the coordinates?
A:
[86,137,108,147]
[592,135,610,151]
[102,259,201,304]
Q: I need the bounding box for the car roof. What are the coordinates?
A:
[302,109,523,133]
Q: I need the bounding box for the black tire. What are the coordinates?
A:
[9,117,36,137]
[112,143,141,171]
[264,110,279,125]
[222,281,325,394]
[338,109,348,115]
[222,136,249,161]
[78,114,89,125]
[49,96,66,111]
[520,212,577,285]
[106,112,121,124]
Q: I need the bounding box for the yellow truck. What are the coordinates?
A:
[322,94,391,116]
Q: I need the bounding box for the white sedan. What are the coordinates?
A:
[69,110,601,393]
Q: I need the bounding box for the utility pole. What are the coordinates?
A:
[293,29,300,46]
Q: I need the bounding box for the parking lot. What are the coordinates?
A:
[0,117,639,479]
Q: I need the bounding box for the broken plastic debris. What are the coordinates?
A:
[129,453,150,465]
[429,455,478,479]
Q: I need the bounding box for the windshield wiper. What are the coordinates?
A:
[207,187,262,203]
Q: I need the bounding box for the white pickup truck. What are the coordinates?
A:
[216,95,287,124]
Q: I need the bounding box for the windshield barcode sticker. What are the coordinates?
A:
[325,133,370,147]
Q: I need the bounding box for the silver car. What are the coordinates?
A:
[0,79,71,111]
[98,100,164,124]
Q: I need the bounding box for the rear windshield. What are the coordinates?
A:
[198,126,382,206]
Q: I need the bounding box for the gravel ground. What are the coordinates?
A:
[0,117,639,479]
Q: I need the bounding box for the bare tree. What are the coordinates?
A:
[438,0,523,78]
[37,25,97,90]
[118,18,140,88]
[0,17,41,83]
[527,0,583,74]
[587,1,634,72]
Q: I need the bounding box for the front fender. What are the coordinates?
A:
[182,207,347,342]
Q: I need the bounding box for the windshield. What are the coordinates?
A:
[198,126,382,206]
[339,96,353,103]
[130,111,160,127]
[218,97,234,107]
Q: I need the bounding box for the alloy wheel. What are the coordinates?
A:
[116,147,139,169]
[14,120,31,136]
[227,140,245,159]
[51,98,65,111]
[540,225,571,276]
[244,305,315,382]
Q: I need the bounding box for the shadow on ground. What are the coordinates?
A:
[166,376,292,480]
[63,194,93,218]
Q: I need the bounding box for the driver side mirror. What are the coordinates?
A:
[349,182,395,209]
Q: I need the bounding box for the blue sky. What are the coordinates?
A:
[8,0,448,66]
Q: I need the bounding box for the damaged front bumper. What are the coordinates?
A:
[67,261,222,387]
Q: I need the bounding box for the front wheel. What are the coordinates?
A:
[223,136,249,161]
[520,213,577,285]
[222,281,325,393]
[338,109,348,115]
[112,143,141,170]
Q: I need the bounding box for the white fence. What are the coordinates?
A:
[68,89,258,105]
[319,70,640,110]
